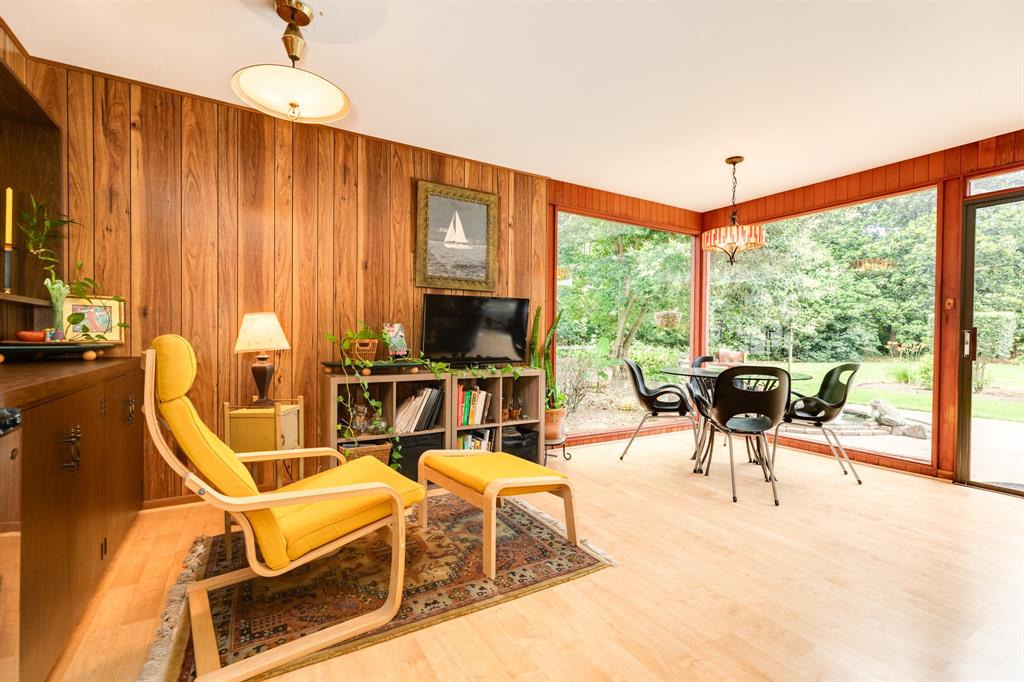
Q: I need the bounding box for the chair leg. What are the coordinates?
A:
[558,486,579,545]
[619,413,652,461]
[823,426,862,484]
[703,425,716,476]
[483,495,498,580]
[691,420,707,462]
[760,433,780,506]
[224,512,233,562]
[727,434,738,503]
[818,425,848,475]
[692,422,710,473]
[417,484,428,530]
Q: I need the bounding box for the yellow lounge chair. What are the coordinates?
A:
[142,334,424,682]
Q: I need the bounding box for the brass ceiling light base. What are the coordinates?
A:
[725,155,745,166]
[281,22,306,63]
[276,0,313,26]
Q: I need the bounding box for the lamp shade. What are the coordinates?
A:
[231,64,350,124]
[234,312,290,354]
[701,223,766,264]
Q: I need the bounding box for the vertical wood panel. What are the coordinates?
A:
[292,123,319,446]
[66,71,94,278]
[130,85,182,499]
[315,127,336,447]
[273,119,294,402]
[216,104,240,430]
[180,97,219,432]
[93,77,131,355]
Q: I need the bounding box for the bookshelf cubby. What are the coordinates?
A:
[321,367,545,477]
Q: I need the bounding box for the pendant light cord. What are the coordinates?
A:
[730,162,739,227]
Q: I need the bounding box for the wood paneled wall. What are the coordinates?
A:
[0,24,547,504]
[548,179,702,233]
[700,129,1024,478]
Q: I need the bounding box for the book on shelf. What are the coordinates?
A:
[458,385,493,426]
[459,428,494,450]
[394,387,443,433]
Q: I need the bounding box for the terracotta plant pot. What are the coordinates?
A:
[544,407,567,441]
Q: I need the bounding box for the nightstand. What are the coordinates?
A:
[222,397,305,560]
[224,397,305,486]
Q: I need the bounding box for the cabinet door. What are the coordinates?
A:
[67,383,106,626]
[103,371,143,554]
[19,396,74,682]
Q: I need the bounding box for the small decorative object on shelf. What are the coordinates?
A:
[234,312,291,406]
[383,322,408,358]
[349,403,370,434]
[367,414,387,435]
[15,330,44,342]
[62,294,127,343]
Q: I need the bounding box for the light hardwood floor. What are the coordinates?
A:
[52,434,1024,681]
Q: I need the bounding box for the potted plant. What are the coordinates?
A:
[529,305,567,441]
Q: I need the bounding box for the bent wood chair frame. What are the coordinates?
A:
[417,450,578,580]
[141,350,408,682]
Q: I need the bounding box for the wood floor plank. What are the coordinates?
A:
[48,435,1024,681]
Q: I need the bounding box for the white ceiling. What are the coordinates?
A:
[5,1,1024,211]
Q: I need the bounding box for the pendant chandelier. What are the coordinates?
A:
[231,0,351,124]
[701,156,765,265]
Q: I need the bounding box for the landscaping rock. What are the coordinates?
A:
[891,423,931,439]
[870,399,909,427]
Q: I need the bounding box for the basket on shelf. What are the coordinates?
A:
[350,338,379,363]
[339,441,391,466]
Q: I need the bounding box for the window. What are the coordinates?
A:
[555,212,693,435]
[968,168,1024,195]
[709,189,938,461]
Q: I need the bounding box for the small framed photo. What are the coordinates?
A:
[62,295,126,344]
[415,180,498,291]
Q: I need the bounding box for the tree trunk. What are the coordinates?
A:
[787,326,794,372]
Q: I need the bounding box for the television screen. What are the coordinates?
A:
[421,294,530,364]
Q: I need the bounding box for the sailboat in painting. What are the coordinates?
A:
[442,210,472,249]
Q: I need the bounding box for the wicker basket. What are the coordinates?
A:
[339,441,391,466]
[350,338,379,363]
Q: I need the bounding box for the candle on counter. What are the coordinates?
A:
[4,187,12,248]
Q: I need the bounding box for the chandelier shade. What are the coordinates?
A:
[701,155,765,264]
[231,64,350,124]
[701,223,766,264]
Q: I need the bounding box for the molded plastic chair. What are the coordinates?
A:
[143,334,425,681]
[619,358,697,461]
[693,366,790,505]
[785,362,862,484]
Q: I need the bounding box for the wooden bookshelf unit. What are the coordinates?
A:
[321,368,545,478]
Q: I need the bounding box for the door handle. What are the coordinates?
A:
[60,425,82,472]
[962,327,978,360]
[123,394,136,424]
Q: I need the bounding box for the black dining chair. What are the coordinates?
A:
[619,358,697,461]
[688,355,714,461]
[692,366,790,505]
[784,362,862,484]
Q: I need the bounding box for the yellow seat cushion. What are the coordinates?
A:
[273,456,426,561]
[422,452,567,496]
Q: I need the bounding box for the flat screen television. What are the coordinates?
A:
[421,294,530,365]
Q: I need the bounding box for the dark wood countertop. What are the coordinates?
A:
[0,358,142,409]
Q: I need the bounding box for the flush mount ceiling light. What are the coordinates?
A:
[701,156,765,265]
[231,0,350,124]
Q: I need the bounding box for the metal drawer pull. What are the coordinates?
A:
[123,394,136,424]
[61,425,82,472]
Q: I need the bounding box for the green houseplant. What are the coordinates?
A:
[529,305,567,440]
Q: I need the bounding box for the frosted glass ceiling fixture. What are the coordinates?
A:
[231,0,350,124]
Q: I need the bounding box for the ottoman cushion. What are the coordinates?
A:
[422,452,567,495]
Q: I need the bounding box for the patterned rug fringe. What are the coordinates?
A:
[507,497,619,566]
[137,535,212,682]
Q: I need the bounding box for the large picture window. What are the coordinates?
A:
[555,212,693,436]
[709,188,939,461]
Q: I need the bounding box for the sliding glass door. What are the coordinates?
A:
[958,190,1024,494]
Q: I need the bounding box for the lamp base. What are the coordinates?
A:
[251,354,276,406]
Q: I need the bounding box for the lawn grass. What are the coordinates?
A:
[763,359,1024,423]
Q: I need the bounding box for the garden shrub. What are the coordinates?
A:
[625,342,687,382]
[975,311,1016,360]
[917,353,933,389]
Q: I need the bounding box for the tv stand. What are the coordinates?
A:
[320,367,545,477]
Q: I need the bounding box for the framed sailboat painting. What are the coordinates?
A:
[415,180,498,291]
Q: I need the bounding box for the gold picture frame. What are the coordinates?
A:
[61,295,126,344]
[415,180,498,291]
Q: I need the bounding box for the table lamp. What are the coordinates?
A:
[234,312,290,405]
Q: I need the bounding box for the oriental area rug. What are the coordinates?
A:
[141,493,613,682]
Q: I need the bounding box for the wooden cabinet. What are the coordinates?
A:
[0,359,143,682]
[224,398,304,486]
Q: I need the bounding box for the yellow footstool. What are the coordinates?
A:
[418,450,579,579]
